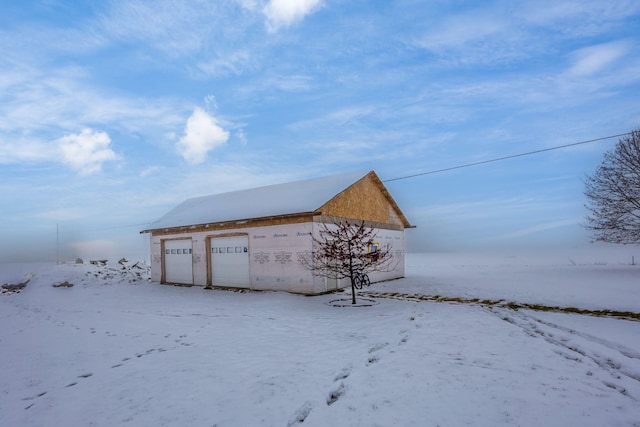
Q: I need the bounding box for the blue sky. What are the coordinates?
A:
[1,0,639,261]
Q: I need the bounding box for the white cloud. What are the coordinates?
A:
[264,0,323,32]
[192,51,257,78]
[415,14,506,51]
[411,13,544,67]
[0,60,187,163]
[567,41,630,76]
[522,1,640,37]
[0,139,54,164]
[236,0,261,10]
[267,74,313,92]
[177,108,229,164]
[57,129,119,174]
[236,129,248,146]
[99,1,206,56]
[140,166,162,177]
[289,105,376,130]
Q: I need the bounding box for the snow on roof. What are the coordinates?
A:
[145,171,369,230]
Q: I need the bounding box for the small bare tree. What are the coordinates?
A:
[299,220,396,304]
[584,129,640,244]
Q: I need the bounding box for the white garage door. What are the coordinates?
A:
[164,239,193,285]
[211,235,250,288]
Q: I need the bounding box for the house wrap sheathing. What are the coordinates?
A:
[141,171,412,294]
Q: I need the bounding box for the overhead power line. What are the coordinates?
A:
[71,132,630,231]
[383,132,632,183]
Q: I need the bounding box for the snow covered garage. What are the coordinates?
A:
[140,171,412,294]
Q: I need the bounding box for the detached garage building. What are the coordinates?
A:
[141,170,412,294]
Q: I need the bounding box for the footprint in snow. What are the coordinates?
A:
[368,342,388,353]
[326,383,347,406]
[366,355,380,365]
[398,329,409,345]
[136,348,157,358]
[287,401,313,426]
[334,364,353,381]
[22,391,48,410]
[365,342,389,365]
[22,391,47,401]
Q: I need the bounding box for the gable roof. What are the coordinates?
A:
[141,170,410,232]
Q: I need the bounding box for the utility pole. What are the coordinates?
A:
[56,223,59,265]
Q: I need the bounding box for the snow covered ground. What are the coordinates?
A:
[1,253,639,426]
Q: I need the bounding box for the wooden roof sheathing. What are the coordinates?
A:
[319,171,411,228]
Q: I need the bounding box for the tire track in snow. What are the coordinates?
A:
[355,291,640,402]
[491,307,640,401]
